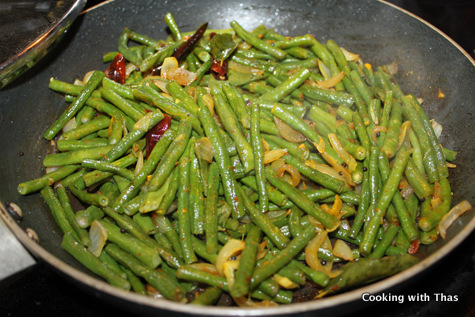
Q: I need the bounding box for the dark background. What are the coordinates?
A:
[1,1,474,316]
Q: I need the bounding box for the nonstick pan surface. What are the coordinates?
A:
[0,0,474,316]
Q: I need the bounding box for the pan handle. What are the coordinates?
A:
[0,206,36,282]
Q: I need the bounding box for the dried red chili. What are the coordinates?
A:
[211,58,228,80]
[145,114,171,159]
[408,239,420,254]
[105,53,126,84]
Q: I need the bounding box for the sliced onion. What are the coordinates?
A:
[315,71,345,89]
[313,140,355,187]
[274,116,306,143]
[151,79,170,94]
[88,220,107,257]
[166,67,197,86]
[216,239,245,276]
[305,160,345,183]
[133,111,154,132]
[277,163,302,187]
[161,57,179,80]
[263,149,288,164]
[256,240,269,260]
[201,92,215,116]
[329,194,343,217]
[431,119,443,139]
[188,263,220,275]
[125,62,138,77]
[340,47,360,62]
[82,70,96,85]
[397,121,412,151]
[195,137,214,163]
[46,166,60,174]
[318,60,332,79]
[371,126,388,144]
[62,118,77,133]
[332,239,354,262]
[223,260,240,288]
[134,150,144,175]
[438,200,472,239]
[73,78,84,86]
[273,274,299,289]
[307,215,325,232]
[328,133,357,173]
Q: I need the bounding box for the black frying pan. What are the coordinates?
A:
[0,0,474,316]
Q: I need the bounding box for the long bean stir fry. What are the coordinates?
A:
[19,13,472,306]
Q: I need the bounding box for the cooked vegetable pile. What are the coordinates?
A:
[18,12,472,306]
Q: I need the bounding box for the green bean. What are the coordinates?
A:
[250,224,316,290]
[62,233,131,290]
[211,84,254,173]
[189,139,205,235]
[418,177,452,232]
[18,165,78,195]
[442,147,457,162]
[102,77,135,100]
[99,219,161,268]
[176,139,198,264]
[166,80,199,115]
[197,88,245,219]
[369,223,399,258]
[221,81,251,129]
[57,186,91,246]
[118,28,142,66]
[191,287,223,306]
[274,34,314,48]
[139,41,183,72]
[401,95,440,183]
[291,260,329,287]
[85,97,136,131]
[154,214,184,259]
[265,167,340,231]
[300,84,355,108]
[405,158,433,200]
[164,12,182,41]
[239,176,287,207]
[319,254,419,297]
[105,243,186,301]
[360,148,411,256]
[381,101,402,158]
[230,20,287,60]
[237,183,289,250]
[40,186,79,240]
[378,151,419,241]
[231,225,263,298]
[56,138,108,151]
[104,110,164,162]
[349,69,373,105]
[134,83,203,134]
[44,71,104,140]
[259,68,311,103]
[81,159,135,180]
[82,152,138,188]
[68,184,109,207]
[271,104,343,166]
[75,205,104,228]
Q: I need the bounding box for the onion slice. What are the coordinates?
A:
[263,149,288,164]
[274,116,306,143]
[332,239,354,262]
[216,239,245,276]
[438,200,472,239]
[88,220,108,257]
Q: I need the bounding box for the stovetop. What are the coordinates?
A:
[1,1,474,316]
